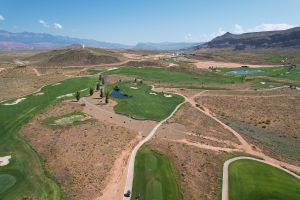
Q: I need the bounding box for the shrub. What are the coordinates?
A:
[75,91,80,101]
[89,88,94,96]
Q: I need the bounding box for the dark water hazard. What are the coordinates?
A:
[227,70,264,75]
[110,90,129,99]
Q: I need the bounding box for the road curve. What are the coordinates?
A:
[222,156,300,200]
[122,100,186,199]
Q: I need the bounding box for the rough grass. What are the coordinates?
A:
[221,117,300,162]
[229,159,300,200]
[131,145,182,200]
[106,81,184,121]
[0,76,97,199]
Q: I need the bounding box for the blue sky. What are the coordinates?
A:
[0,0,299,45]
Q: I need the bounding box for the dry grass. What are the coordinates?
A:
[168,104,240,145]
[195,90,300,164]
[20,102,137,200]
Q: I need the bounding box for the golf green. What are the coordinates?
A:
[229,159,300,200]
[106,81,184,121]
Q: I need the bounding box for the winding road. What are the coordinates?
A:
[122,98,186,199]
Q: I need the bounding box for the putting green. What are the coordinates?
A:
[44,111,87,126]
[131,145,182,200]
[0,76,97,199]
[229,159,300,200]
[106,81,184,121]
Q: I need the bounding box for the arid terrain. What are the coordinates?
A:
[1,47,300,200]
[20,101,139,200]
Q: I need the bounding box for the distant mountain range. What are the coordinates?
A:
[135,42,201,51]
[192,27,300,51]
[0,30,200,51]
[0,30,131,50]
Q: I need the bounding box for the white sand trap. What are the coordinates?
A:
[130,87,138,90]
[260,82,266,84]
[34,92,44,96]
[0,155,11,166]
[149,92,158,95]
[80,88,88,92]
[164,94,173,98]
[56,93,73,99]
[52,83,62,86]
[106,67,118,71]
[3,98,26,105]
[54,115,86,126]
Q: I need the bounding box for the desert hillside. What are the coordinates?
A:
[26,47,124,67]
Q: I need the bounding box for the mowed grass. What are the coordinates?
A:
[131,145,182,200]
[104,66,241,84]
[217,66,300,81]
[229,159,300,200]
[0,76,97,199]
[106,81,184,121]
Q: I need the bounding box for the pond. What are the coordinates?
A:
[226,70,264,75]
[110,90,130,99]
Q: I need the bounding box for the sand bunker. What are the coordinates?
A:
[260,82,266,84]
[54,115,86,126]
[0,156,11,166]
[34,92,44,96]
[149,92,158,95]
[52,83,62,86]
[106,67,118,71]
[130,87,138,90]
[56,93,73,99]
[3,98,26,105]
[164,94,173,98]
[80,88,88,92]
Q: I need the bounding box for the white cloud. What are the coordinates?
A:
[39,19,50,28]
[197,27,226,41]
[0,15,5,21]
[232,23,295,34]
[248,23,295,32]
[184,33,193,41]
[53,23,63,29]
[233,24,244,34]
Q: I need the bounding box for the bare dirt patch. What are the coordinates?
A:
[20,101,138,200]
[167,104,240,146]
[195,89,300,165]
[82,91,157,136]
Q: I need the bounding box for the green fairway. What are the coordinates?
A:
[106,81,184,121]
[0,76,97,199]
[104,66,241,84]
[217,66,300,81]
[131,145,182,200]
[229,159,300,200]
